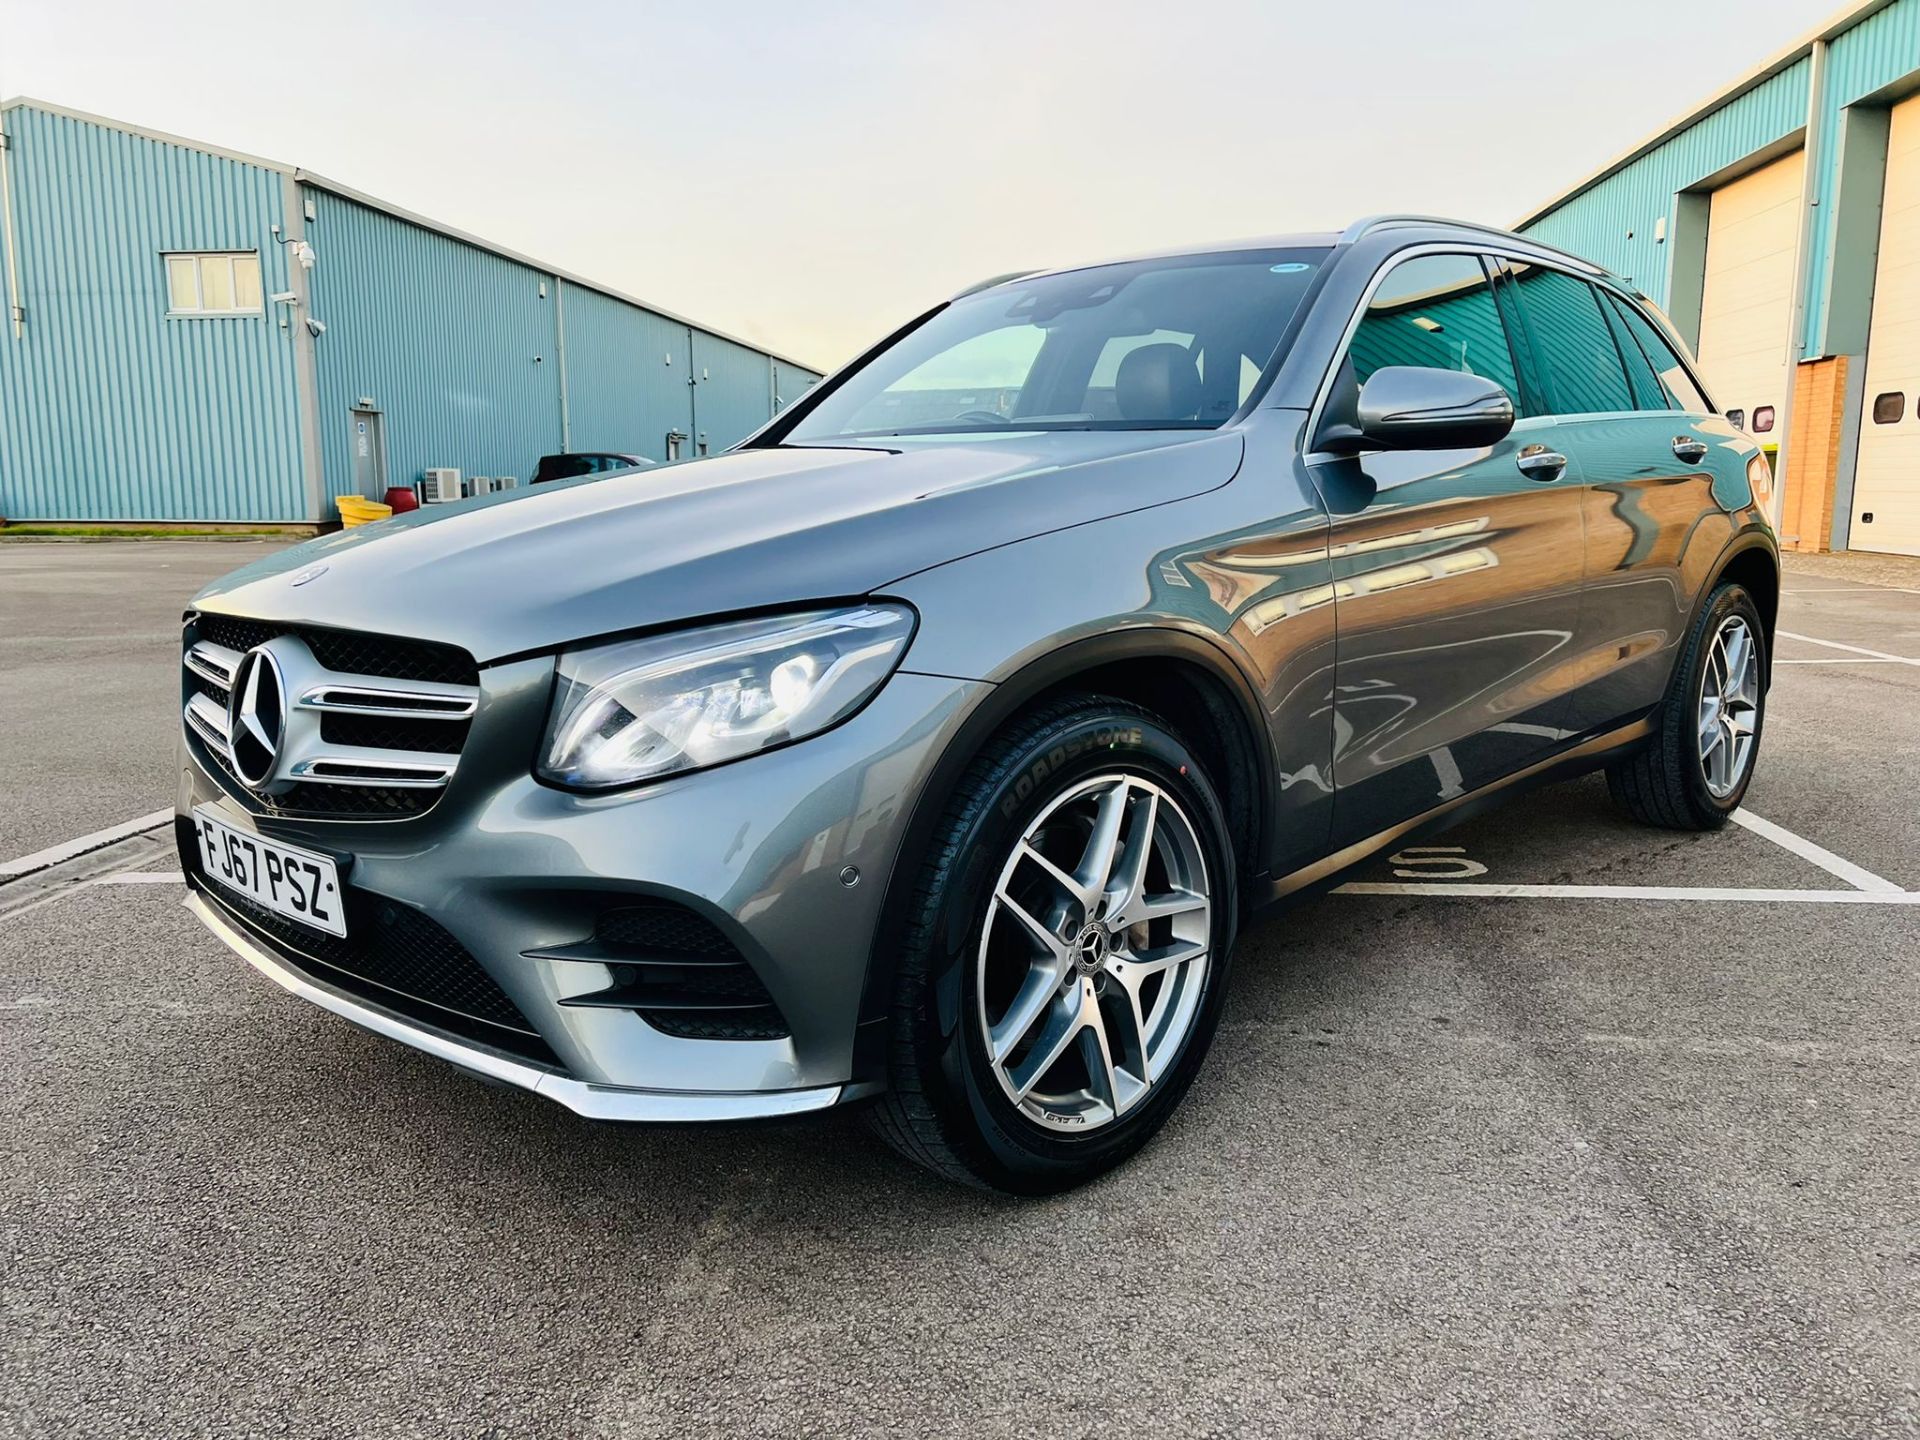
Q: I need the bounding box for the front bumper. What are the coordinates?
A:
[179,658,989,1118]
[187,890,845,1121]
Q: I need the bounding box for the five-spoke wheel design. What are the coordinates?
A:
[1697,613,1760,798]
[976,773,1211,1132]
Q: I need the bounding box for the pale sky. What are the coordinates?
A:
[5,0,1821,370]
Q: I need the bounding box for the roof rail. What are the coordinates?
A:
[954,270,1040,298]
[1338,214,1604,275]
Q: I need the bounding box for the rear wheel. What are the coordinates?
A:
[1607,581,1767,829]
[868,697,1237,1193]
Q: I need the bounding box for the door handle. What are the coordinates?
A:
[1672,436,1709,464]
[1515,444,1568,482]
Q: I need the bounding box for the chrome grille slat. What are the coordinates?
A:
[296,680,478,719]
[288,750,460,788]
[186,640,241,689]
[185,692,233,760]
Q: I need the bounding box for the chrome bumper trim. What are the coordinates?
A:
[184,891,844,1123]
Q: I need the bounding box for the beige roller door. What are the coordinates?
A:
[1852,96,1920,556]
[1694,149,1804,439]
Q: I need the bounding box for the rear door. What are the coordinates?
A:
[1504,264,1741,735]
[1310,250,1588,845]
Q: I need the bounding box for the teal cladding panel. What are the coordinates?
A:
[0,104,305,521]
[561,282,692,460]
[1520,59,1811,310]
[1805,0,1920,350]
[692,329,775,451]
[308,189,564,498]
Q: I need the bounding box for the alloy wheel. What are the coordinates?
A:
[1697,614,1760,799]
[976,773,1212,1132]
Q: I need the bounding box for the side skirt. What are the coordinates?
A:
[1253,716,1655,913]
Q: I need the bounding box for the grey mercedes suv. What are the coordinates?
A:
[178,216,1777,1192]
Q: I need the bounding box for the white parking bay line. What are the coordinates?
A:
[1334,882,1920,904]
[93,871,185,885]
[0,809,173,880]
[1777,630,1920,666]
[1731,809,1905,893]
[1782,586,1920,595]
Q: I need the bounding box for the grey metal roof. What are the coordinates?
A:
[0,95,822,374]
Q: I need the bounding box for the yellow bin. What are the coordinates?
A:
[336,496,393,528]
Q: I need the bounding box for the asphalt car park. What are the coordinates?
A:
[3,542,1917,1436]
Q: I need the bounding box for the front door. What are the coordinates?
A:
[1307,251,1588,845]
[350,410,385,496]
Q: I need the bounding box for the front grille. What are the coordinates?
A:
[182,820,558,1067]
[557,901,791,1041]
[182,613,479,821]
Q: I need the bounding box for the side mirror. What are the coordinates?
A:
[1345,366,1515,451]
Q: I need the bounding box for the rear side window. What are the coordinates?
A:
[1347,253,1522,401]
[1503,265,1634,415]
[1607,294,1713,414]
[1601,299,1671,411]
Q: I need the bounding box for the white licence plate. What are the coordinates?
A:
[191,805,347,938]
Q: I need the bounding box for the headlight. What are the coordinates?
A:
[1747,450,1774,507]
[539,603,916,790]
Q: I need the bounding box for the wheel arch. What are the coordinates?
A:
[1699,531,1781,684]
[851,629,1275,1071]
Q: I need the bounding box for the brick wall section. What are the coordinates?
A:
[1780,355,1849,553]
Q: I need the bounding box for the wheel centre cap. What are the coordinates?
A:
[1072,923,1111,976]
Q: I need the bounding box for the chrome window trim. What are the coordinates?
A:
[1303,242,1718,461]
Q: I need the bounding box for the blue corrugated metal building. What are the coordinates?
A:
[1515,0,1920,556]
[0,99,822,525]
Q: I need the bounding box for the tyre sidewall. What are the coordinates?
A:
[920,707,1238,1193]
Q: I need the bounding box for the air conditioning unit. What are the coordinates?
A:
[468,476,492,496]
[494,476,518,491]
[419,468,461,503]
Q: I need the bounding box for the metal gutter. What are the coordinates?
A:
[0,94,824,375]
[280,173,328,521]
[1511,0,1903,228]
[0,110,23,339]
[1775,37,1833,537]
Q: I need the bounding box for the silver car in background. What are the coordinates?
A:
[178,216,1777,1192]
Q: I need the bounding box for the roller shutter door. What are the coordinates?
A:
[1852,96,1920,556]
[1694,150,1804,439]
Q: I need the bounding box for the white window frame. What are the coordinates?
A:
[163,251,264,317]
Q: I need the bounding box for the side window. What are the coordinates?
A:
[1504,265,1633,415]
[1601,296,1671,411]
[1348,253,1522,402]
[1607,294,1713,414]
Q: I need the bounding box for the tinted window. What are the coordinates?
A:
[784,249,1326,440]
[1348,254,1521,402]
[1873,391,1905,424]
[1602,298,1671,411]
[1727,409,1746,431]
[1506,266,1633,415]
[1607,295,1712,414]
[1752,406,1775,433]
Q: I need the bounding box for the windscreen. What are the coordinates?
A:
[784,248,1328,441]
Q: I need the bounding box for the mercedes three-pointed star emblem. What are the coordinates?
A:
[226,646,287,790]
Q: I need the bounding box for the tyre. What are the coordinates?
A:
[1607,581,1767,830]
[868,696,1239,1193]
